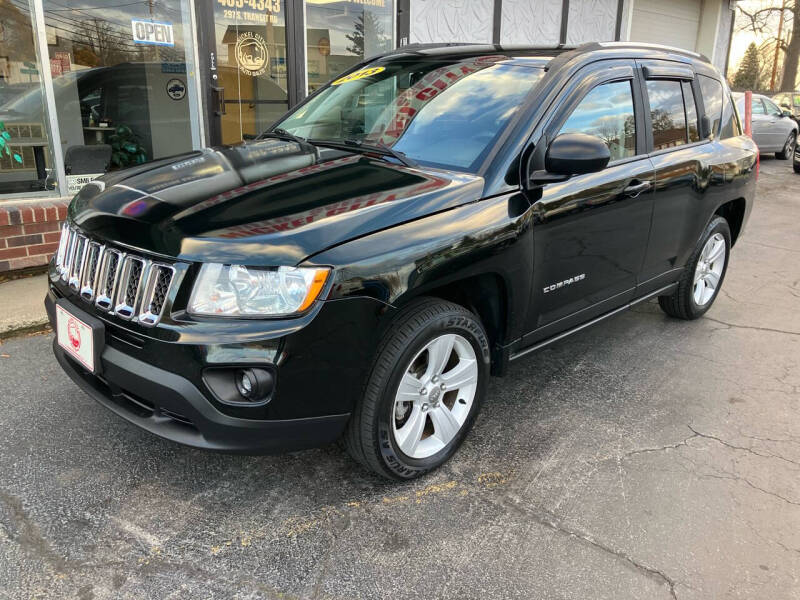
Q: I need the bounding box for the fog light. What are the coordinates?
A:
[237,370,254,398]
[203,367,274,406]
[235,368,272,402]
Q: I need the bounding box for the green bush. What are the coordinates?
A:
[109,125,147,169]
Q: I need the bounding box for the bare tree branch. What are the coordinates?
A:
[738,5,794,35]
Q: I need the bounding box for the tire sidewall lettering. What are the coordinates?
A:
[376,311,489,479]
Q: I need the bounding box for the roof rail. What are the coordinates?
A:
[374,42,574,58]
[592,41,709,63]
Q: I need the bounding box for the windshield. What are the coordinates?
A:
[275,57,544,172]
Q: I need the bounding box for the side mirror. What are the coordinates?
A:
[545,133,610,177]
[783,109,793,118]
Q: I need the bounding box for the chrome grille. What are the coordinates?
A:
[138,264,176,326]
[79,242,102,301]
[61,227,78,282]
[95,249,122,311]
[54,226,176,326]
[114,256,145,319]
[68,235,87,291]
[55,223,70,277]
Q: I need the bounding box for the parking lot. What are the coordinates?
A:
[1,157,798,600]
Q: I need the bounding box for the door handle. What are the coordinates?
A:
[623,180,651,197]
[212,86,226,116]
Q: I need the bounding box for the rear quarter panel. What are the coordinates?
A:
[643,134,756,288]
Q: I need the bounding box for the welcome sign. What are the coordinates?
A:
[131,20,175,47]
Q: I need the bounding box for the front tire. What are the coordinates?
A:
[344,298,490,480]
[658,216,731,320]
[776,132,796,159]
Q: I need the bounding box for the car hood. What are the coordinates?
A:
[69,139,485,265]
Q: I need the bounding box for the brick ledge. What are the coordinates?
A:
[0,198,71,273]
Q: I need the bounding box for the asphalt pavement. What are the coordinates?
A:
[1,157,798,600]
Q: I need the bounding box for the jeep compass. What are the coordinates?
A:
[47,43,757,479]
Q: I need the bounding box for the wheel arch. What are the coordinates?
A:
[392,272,510,376]
[714,197,746,246]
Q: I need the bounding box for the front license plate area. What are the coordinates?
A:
[56,300,104,374]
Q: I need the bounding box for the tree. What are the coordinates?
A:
[346,12,386,57]
[739,1,800,92]
[733,42,763,90]
[74,18,137,67]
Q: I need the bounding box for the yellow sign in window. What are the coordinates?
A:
[332,66,386,86]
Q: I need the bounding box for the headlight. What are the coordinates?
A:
[188,264,330,317]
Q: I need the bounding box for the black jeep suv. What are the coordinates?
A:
[47,43,756,480]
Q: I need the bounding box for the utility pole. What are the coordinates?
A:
[770,0,788,91]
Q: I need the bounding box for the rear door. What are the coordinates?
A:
[640,66,743,293]
[762,97,795,148]
[749,98,774,150]
[521,60,655,344]
[637,60,708,293]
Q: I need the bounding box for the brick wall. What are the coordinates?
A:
[0,200,70,274]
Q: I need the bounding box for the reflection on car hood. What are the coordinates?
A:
[69,139,485,265]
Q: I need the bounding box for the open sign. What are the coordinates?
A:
[131,20,174,47]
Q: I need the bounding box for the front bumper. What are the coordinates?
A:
[46,292,361,454]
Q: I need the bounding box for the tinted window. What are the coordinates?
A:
[698,75,722,138]
[751,99,766,115]
[559,80,636,161]
[647,80,687,150]
[721,92,741,139]
[683,81,700,143]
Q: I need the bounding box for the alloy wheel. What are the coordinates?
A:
[693,233,726,306]
[785,133,796,156]
[392,333,478,459]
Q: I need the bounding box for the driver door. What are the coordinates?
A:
[522,61,655,345]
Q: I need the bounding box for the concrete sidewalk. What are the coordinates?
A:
[0,274,49,338]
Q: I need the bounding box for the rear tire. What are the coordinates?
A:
[344,298,490,480]
[776,132,796,159]
[793,162,800,174]
[658,216,731,320]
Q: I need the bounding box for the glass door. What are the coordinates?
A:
[203,0,290,145]
[305,0,395,95]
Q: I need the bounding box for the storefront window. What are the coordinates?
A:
[305,0,394,94]
[42,0,200,193]
[0,0,57,195]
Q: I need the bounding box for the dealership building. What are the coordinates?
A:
[0,0,735,272]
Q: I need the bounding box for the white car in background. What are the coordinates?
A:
[734,92,798,159]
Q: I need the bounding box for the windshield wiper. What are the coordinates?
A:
[310,138,418,168]
[260,128,319,157]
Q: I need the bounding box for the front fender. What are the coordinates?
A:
[303,192,535,346]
